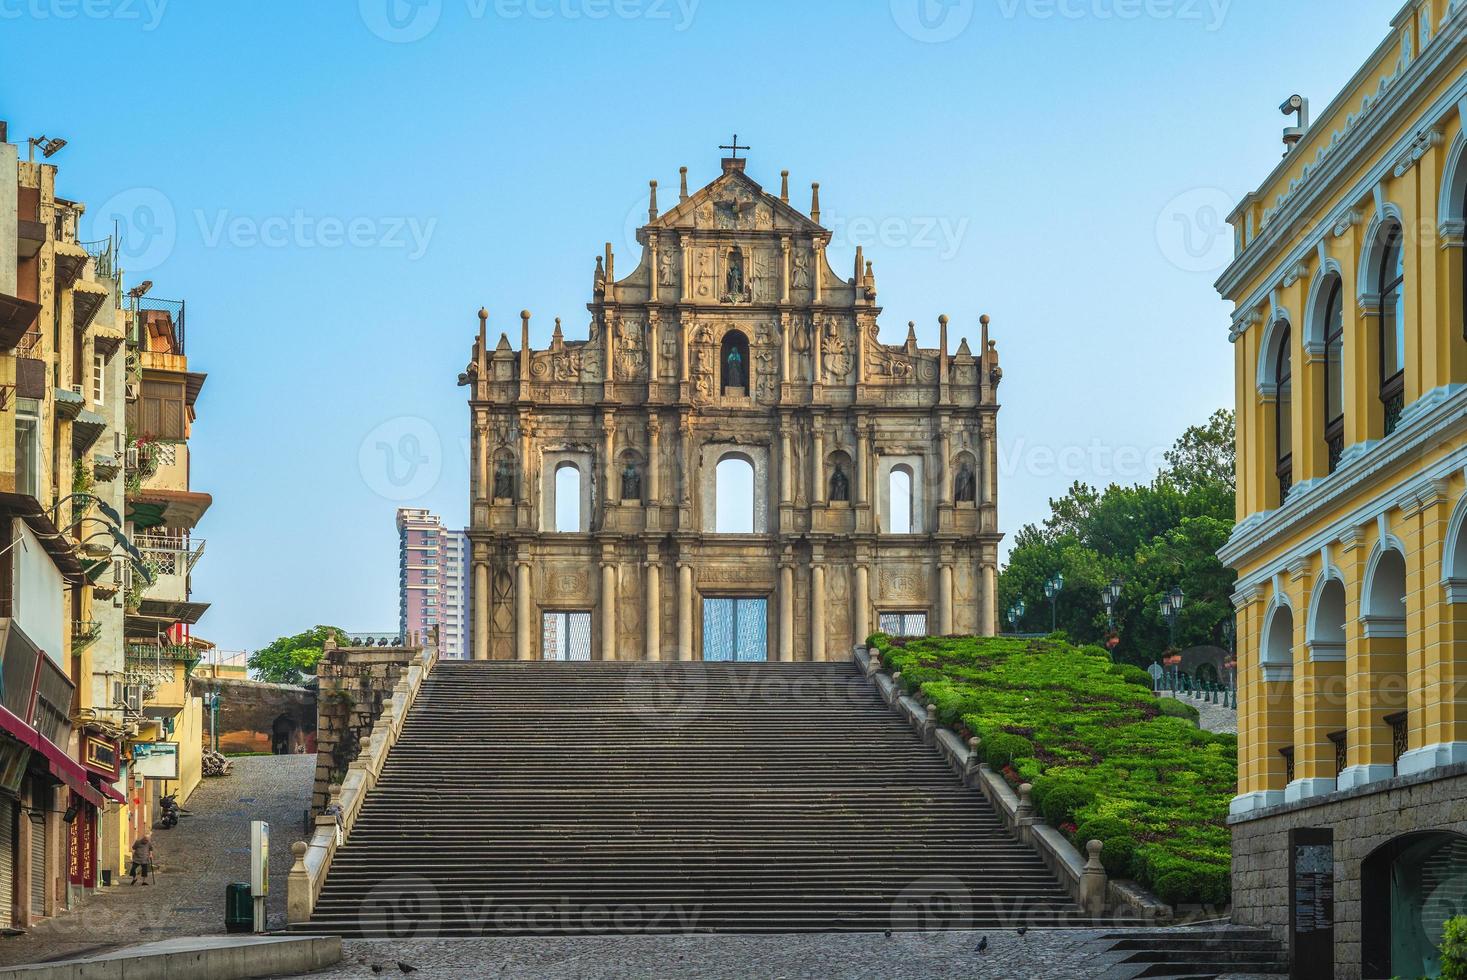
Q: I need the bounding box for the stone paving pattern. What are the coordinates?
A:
[287,931,1283,979]
[0,754,315,967]
[1170,691,1239,735]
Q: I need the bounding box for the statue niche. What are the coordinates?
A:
[721,330,750,395]
[726,247,745,296]
[829,463,851,502]
[954,459,977,503]
[621,459,642,502]
[493,455,515,501]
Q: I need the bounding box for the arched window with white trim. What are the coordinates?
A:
[1378,222,1406,435]
[1274,324,1294,504]
[1322,277,1345,472]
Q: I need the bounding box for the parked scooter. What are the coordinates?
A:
[158,792,180,829]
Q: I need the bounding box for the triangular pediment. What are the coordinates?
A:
[642,166,826,240]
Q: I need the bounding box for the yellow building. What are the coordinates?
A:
[1217,3,1467,976]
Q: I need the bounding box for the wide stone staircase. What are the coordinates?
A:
[298,660,1119,936]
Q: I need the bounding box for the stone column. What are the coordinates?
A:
[517,419,533,505]
[648,233,660,304]
[601,560,617,661]
[474,417,489,501]
[940,427,953,507]
[515,562,532,661]
[679,234,692,299]
[677,562,694,661]
[779,563,795,662]
[647,416,661,505]
[810,563,827,662]
[939,564,954,635]
[679,418,694,507]
[982,418,997,506]
[855,426,869,505]
[812,243,824,304]
[811,422,824,505]
[779,236,791,304]
[780,424,793,505]
[601,412,616,519]
[854,564,870,643]
[645,560,661,662]
[473,558,490,661]
[980,560,997,636]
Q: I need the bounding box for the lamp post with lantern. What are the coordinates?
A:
[1044,573,1065,634]
[1101,576,1124,660]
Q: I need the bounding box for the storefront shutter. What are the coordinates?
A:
[0,797,15,926]
[28,811,44,914]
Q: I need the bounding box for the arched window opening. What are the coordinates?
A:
[889,466,913,534]
[1323,278,1345,472]
[720,330,750,394]
[554,463,582,533]
[714,455,755,533]
[1275,325,1293,504]
[1309,578,1346,661]
[1379,223,1406,435]
[1262,603,1294,680]
[1366,548,1407,624]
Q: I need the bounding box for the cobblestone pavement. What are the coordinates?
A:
[288,930,1283,979]
[1172,692,1239,735]
[0,754,315,967]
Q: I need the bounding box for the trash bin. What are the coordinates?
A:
[225,882,252,933]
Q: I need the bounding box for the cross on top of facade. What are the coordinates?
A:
[719,134,749,159]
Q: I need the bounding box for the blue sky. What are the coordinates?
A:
[1,0,1391,652]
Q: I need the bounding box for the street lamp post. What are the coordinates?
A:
[1006,598,1026,634]
[1160,587,1185,688]
[1101,576,1124,659]
[1044,573,1065,634]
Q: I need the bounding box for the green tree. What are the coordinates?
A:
[248,625,350,685]
[998,411,1238,666]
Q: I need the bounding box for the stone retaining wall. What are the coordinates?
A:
[1229,764,1467,979]
[311,637,424,812]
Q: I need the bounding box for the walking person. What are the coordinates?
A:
[130,835,155,885]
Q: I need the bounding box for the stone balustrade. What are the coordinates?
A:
[288,647,436,925]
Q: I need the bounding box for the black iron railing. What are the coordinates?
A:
[1387,711,1408,774]
[80,237,116,281]
[1383,389,1405,436]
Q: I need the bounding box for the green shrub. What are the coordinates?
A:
[1443,915,1467,980]
[1114,664,1154,688]
[983,733,1034,768]
[1037,782,1095,826]
[869,633,1236,908]
[1156,697,1200,725]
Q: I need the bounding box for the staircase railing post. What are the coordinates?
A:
[1080,839,1108,915]
[287,841,310,925]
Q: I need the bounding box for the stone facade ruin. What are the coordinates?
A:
[461,155,1002,662]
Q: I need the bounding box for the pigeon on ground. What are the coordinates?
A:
[1017,926,1029,937]
[884,930,892,938]
[370,966,384,975]
[976,936,989,953]
[398,965,418,975]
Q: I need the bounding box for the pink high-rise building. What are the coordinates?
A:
[396,508,470,659]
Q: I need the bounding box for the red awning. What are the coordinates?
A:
[0,705,103,809]
[93,779,126,805]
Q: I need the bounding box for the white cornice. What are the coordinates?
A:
[1219,384,1467,582]
[1216,11,1467,321]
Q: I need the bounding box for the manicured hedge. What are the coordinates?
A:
[870,633,1236,908]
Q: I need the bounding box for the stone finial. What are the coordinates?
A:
[921,703,938,745]
[478,307,488,323]
[594,254,605,288]
[780,170,789,202]
[1081,840,1108,915]
[552,317,564,342]
[963,737,982,785]
[906,321,917,344]
[1015,783,1035,822]
[810,182,821,223]
[853,245,863,283]
[679,166,689,202]
[648,179,659,222]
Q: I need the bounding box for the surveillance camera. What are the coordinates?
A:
[1280,94,1304,115]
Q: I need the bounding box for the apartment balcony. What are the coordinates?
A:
[135,533,206,604]
[71,620,101,653]
[72,277,109,333]
[0,293,40,350]
[80,237,117,283]
[128,296,186,367]
[124,643,197,712]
